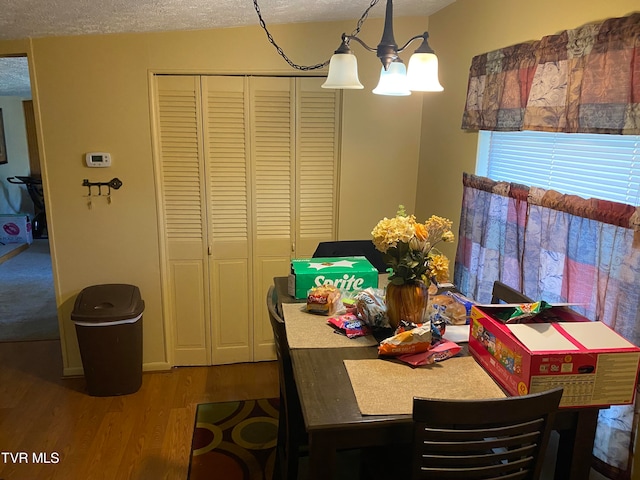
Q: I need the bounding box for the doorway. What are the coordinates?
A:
[0,55,58,342]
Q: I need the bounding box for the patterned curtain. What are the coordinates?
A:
[454,173,640,477]
[461,13,640,134]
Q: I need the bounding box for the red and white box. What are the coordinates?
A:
[469,305,640,408]
[0,215,33,244]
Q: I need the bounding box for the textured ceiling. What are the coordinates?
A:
[0,0,455,98]
[1,0,454,40]
[0,57,31,98]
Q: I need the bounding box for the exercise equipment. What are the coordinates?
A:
[6,175,47,239]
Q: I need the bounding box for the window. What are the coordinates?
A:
[476,131,640,206]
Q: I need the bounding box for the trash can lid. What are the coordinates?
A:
[71,283,145,323]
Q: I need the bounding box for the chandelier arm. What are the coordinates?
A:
[396,33,429,54]
[343,34,378,54]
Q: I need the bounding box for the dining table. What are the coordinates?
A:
[273,276,602,480]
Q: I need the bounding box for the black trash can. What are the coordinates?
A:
[71,284,145,396]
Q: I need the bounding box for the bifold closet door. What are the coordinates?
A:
[250,77,296,360]
[202,76,253,364]
[294,77,341,256]
[154,75,340,366]
[154,75,211,365]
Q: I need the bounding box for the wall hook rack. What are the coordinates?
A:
[82,177,123,197]
[82,178,123,208]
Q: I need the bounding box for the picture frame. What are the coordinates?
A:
[0,109,7,164]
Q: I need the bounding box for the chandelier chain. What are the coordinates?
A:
[351,0,380,38]
[252,0,380,71]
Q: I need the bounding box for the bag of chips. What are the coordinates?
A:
[378,321,432,356]
[496,301,552,324]
[395,340,462,367]
[327,314,371,338]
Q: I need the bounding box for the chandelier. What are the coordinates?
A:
[253,0,443,96]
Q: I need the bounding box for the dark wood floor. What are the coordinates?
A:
[0,339,279,479]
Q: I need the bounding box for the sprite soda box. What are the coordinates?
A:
[288,256,379,299]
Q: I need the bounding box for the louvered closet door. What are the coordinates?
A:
[155,75,211,365]
[154,75,340,366]
[202,76,252,364]
[251,77,341,361]
[295,77,341,256]
[250,77,295,360]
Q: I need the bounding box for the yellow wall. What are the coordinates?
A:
[417,0,639,261]
[10,1,635,374]
[0,17,428,374]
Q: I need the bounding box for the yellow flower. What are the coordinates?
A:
[372,206,454,285]
[425,215,454,242]
[443,230,455,243]
[429,253,450,283]
[371,215,415,253]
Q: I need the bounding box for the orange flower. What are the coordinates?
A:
[414,222,427,241]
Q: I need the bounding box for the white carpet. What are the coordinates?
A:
[0,239,59,342]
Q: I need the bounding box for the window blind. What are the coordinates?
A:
[476,131,640,206]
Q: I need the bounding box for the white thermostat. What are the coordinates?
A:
[85,152,112,167]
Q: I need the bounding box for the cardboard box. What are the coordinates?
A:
[469,305,640,408]
[0,215,33,244]
[288,256,378,299]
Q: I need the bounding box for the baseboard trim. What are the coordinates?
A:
[143,362,172,372]
[63,366,84,377]
[0,242,29,265]
[63,362,172,377]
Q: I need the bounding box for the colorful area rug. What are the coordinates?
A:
[188,398,280,480]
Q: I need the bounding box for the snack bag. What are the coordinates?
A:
[378,322,432,356]
[396,340,462,367]
[355,288,390,329]
[496,301,552,324]
[393,318,445,343]
[340,290,359,314]
[327,314,371,338]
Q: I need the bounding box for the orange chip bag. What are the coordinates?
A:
[377,323,432,356]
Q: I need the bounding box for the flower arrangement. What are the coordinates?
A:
[371,205,454,286]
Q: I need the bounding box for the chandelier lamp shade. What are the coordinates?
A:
[321,0,444,95]
[252,0,443,96]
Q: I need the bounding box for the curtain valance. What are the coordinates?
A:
[461,13,640,134]
[462,173,640,230]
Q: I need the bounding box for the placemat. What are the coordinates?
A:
[282,302,378,349]
[344,356,506,415]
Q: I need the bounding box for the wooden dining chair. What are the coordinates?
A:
[491,280,533,304]
[411,387,563,480]
[267,285,308,480]
[312,240,388,273]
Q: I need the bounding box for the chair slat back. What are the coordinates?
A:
[313,240,387,273]
[411,387,563,480]
[491,281,533,304]
[267,286,295,401]
[266,285,307,479]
